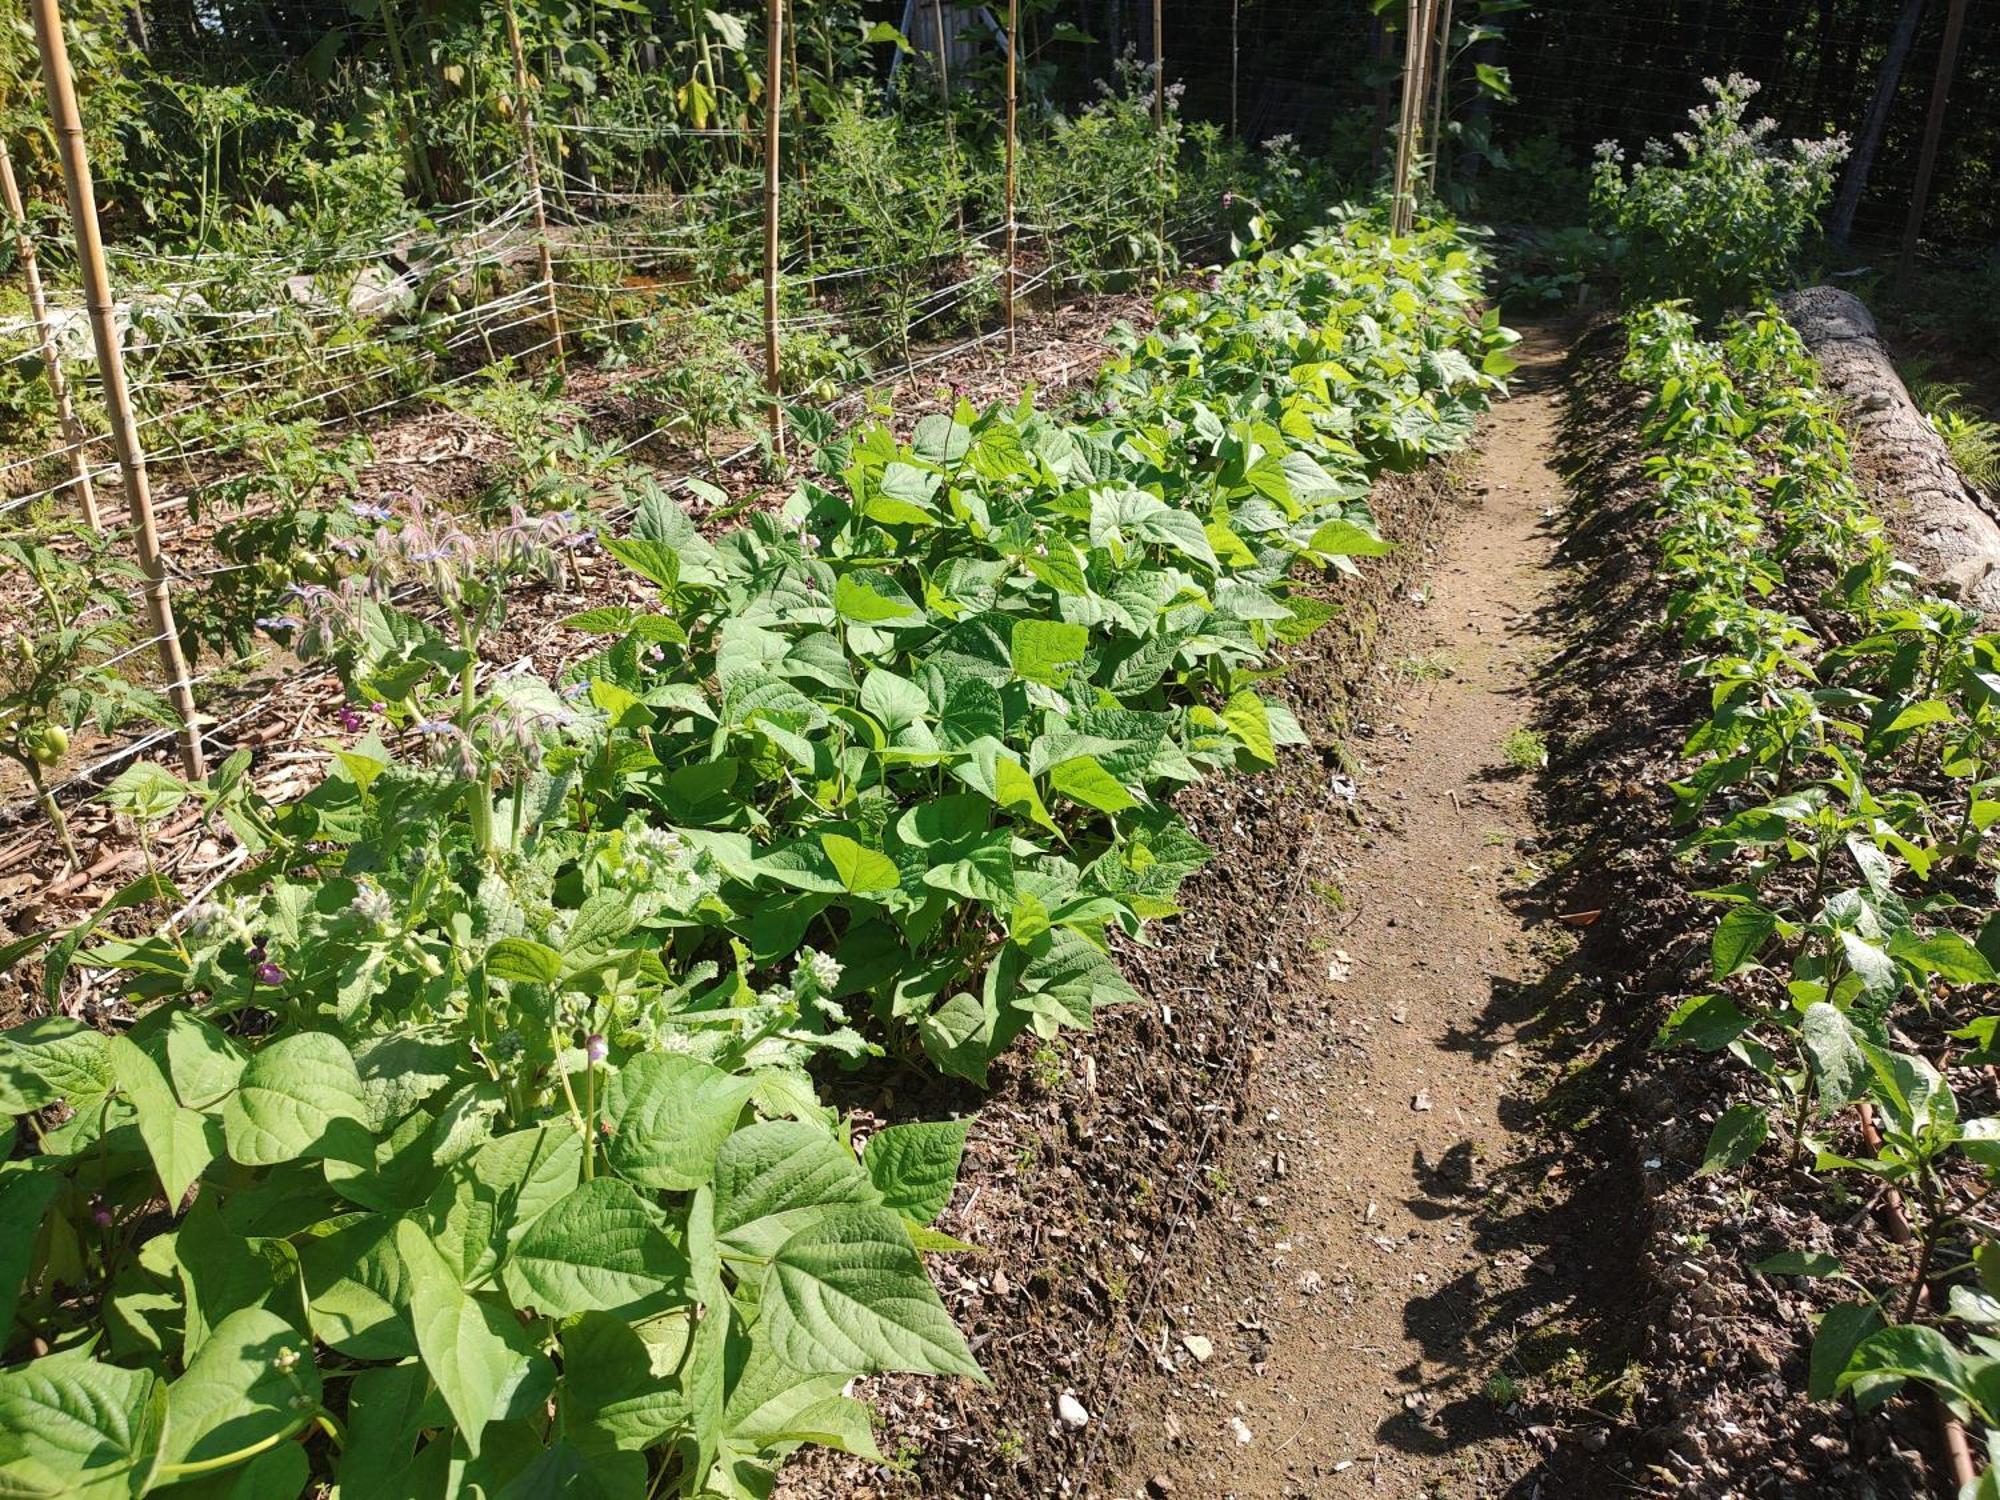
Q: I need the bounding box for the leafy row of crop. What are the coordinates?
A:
[1624,301,2000,1484]
[0,212,1514,1499]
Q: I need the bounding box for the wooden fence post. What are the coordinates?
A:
[0,136,99,531]
[1004,0,1017,358]
[1900,0,1968,272]
[763,0,785,460]
[502,0,565,368]
[29,0,203,779]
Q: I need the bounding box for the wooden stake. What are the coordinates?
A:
[1900,0,1968,272]
[1390,0,1423,234]
[502,0,564,368]
[1153,0,1166,277]
[1152,0,1164,129]
[1427,0,1455,192]
[762,0,785,460]
[1004,0,1017,358]
[1231,0,1240,140]
[0,136,99,530]
[1414,0,1439,220]
[29,0,203,779]
[1395,0,1438,233]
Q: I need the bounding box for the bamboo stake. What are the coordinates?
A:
[762,0,785,460]
[502,0,565,369]
[0,136,99,530]
[1899,0,1968,274]
[1152,0,1166,278]
[1152,0,1164,129]
[1003,0,1017,358]
[1390,0,1422,234]
[1426,0,1455,192]
[1412,0,1438,223]
[1230,0,1240,140]
[29,0,203,779]
[1395,0,1437,234]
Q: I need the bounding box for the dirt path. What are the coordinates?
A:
[1117,326,1602,1499]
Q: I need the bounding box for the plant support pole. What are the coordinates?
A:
[1427,0,1455,191]
[762,0,785,460]
[503,0,565,368]
[1412,0,1439,222]
[0,136,99,530]
[1003,0,1017,357]
[30,0,203,779]
[1230,0,1240,139]
[1401,0,1439,231]
[1152,0,1164,129]
[1390,0,1423,234]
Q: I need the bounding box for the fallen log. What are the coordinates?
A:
[1780,284,2000,613]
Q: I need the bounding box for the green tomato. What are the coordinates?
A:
[29,723,67,766]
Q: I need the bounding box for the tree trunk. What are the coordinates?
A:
[1809,0,1840,124]
[1830,0,1924,244]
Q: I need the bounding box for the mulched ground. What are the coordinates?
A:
[0,288,1154,1024]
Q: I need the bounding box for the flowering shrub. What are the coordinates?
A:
[1590,74,1848,318]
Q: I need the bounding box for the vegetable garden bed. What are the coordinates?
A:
[1522,301,2000,1496]
[0,213,1516,1499]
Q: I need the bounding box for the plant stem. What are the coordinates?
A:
[21,755,78,871]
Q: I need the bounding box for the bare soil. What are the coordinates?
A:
[1100,324,1633,1500]
[780,325,1660,1500]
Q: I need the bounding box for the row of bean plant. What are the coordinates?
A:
[1626,301,2000,1486]
[0,212,1514,1499]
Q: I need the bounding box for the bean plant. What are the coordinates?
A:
[0,213,1513,1497]
[1628,301,2000,1482]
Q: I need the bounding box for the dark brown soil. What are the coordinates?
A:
[1524,322,1940,1498]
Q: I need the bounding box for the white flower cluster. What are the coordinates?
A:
[349,881,396,928]
[186,893,262,946]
